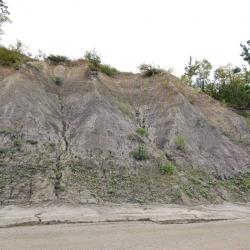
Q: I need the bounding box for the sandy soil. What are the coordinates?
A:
[0,219,250,250]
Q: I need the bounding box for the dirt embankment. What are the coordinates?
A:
[0,62,250,205]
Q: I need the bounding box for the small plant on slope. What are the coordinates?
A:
[136,127,148,137]
[175,135,187,152]
[160,162,176,175]
[133,145,147,160]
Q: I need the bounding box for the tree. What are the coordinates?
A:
[181,56,200,86]
[240,40,250,66]
[195,59,212,90]
[0,0,10,36]
[181,57,212,90]
[207,65,250,109]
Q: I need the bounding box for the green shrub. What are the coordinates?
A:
[0,47,30,67]
[84,50,101,70]
[46,55,70,65]
[160,162,176,175]
[85,50,118,77]
[136,127,148,137]
[99,64,118,76]
[138,63,161,77]
[133,145,147,160]
[175,135,187,152]
[200,188,209,199]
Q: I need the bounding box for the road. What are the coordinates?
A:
[0,220,250,250]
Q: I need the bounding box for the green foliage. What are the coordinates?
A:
[84,49,101,70]
[175,135,186,152]
[84,49,118,76]
[195,59,212,90]
[138,63,161,77]
[240,40,250,66]
[181,57,200,86]
[46,54,70,65]
[136,127,148,137]
[133,145,147,160]
[0,0,10,36]
[200,188,209,199]
[99,64,118,76]
[182,52,250,109]
[181,57,212,90]
[205,65,250,109]
[0,46,30,67]
[222,173,250,193]
[159,162,176,175]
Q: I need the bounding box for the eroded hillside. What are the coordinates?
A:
[0,62,250,205]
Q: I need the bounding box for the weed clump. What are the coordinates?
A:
[0,47,30,68]
[84,50,101,70]
[84,49,118,77]
[99,64,118,76]
[46,55,70,65]
[138,63,161,77]
[136,127,148,137]
[160,162,176,175]
[175,135,187,152]
[133,145,147,160]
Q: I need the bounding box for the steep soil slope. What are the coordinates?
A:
[0,62,249,205]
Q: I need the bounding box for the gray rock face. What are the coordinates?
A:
[0,62,249,205]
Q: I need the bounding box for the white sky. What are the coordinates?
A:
[1,0,250,76]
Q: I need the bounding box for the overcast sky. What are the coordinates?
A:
[1,0,250,76]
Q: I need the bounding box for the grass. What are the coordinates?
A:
[117,99,132,117]
[159,162,176,175]
[221,173,250,193]
[46,55,70,65]
[133,145,147,160]
[136,127,148,137]
[0,47,31,68]
[99,64,118,76]
[85,49,118,77]
[138,63,161,77]
[175,135,187,152]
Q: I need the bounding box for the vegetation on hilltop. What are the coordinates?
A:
[84,49,118,77]
[181,41,250,110]
[0,1,249,111]
[0,40,32,68]
[138,63,162,77]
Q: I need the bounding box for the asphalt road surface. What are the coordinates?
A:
[0,219,250,250]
